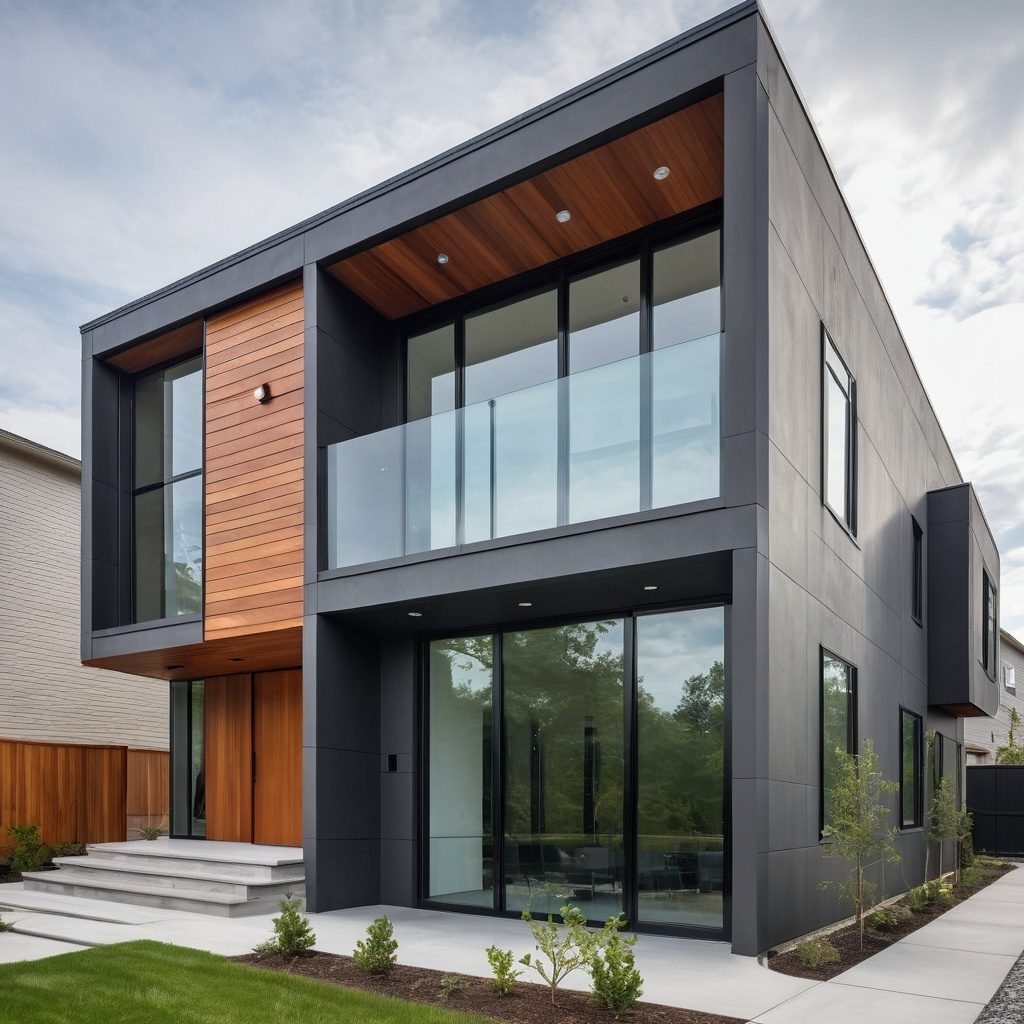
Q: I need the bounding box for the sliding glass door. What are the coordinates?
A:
[423,606,726,935]
[170,679,206,838]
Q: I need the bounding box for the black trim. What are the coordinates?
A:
[911,515,924,626]
[899,706,924,830]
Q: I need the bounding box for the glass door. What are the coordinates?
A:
[170,679,206,838]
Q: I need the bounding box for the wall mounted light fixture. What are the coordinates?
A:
[253,383,271,403]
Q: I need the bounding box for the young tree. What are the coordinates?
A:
[819,739,901,949]
[928,775,958,879]
[996,708,1024,765]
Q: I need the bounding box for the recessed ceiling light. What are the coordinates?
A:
[643,585,659,591]
[518,601,533,608]
[408,611,423,618]
[653,166,671,181]
[436,253,449,265]
[229,657,244,663]
[165,664,183,670]
[555,209,571,223]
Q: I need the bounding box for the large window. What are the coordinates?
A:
[821,649,856,834]
[170,680,205,838]
[133,355,203,621]
[424,607,726,934]
[983,571,997,675]
[900,709,923,829]
[822,328,856,534]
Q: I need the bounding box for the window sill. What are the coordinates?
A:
[823,502,860,548]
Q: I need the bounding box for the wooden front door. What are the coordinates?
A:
[203,669,302,846]
[253,669,302,846]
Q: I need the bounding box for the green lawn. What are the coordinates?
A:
[0,940,492,1024]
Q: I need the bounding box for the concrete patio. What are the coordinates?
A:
[1,863,1022,1022]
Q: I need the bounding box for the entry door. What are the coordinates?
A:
[204,669,302,846]
[252,669,302,846]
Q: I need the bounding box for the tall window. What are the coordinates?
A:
[983,572,997,675]
[133,355,203,621]
[821,649,856,834]
[900,709,923,828]
[822,327,856,534]
[911,517,923,624]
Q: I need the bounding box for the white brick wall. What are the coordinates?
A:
[0,438,168,749]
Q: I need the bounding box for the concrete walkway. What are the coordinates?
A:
[1,866,1022,1021]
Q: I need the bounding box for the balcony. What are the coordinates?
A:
[324,335,721,571]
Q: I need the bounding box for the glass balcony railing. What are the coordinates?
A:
[324,334,720,570]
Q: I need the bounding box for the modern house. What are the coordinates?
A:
[0,428,167,841]
[74,1,1001,955]
[966,629,1024,764]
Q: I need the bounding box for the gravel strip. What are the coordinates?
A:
[976,950,1024,1023]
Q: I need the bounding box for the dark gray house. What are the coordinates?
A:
[78,1,999,955]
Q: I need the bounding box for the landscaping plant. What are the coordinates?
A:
[867,903,911,931]
[996,708,1024,765]
[961,864,982,887]
[520,904,600,1005]
[135,826,164,841]
[253,894,316,957]
[438,974,466,999]
[927,774,958,880]
[590,919,643,1016]
[795,936,839,969]
[6,824,47,877]
[818,739,901,949]
[924,878,954,905]
[353,915,398,975]
[905,883,931,912]
[484,945,521,995]
[0,913,10,932]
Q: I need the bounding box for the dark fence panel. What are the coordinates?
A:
[967,765,1024,857]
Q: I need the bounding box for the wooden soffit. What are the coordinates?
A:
[105,318,204,374]
[84,626,302,682]
[328,92,723,320]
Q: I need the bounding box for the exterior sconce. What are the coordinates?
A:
[253,383,271,403]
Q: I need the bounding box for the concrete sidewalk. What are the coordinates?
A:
[1,866,1021,1021]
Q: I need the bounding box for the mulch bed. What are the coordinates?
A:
[767,861,1017,981]
[233,951,744,1024]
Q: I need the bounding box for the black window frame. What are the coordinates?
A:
[417,600,731,942]
[911,516,924,626]
[130,350,205,624]
[821,325,858,537]
[982,571,997,677]
[899,707,923,829]
[819,646,858,837]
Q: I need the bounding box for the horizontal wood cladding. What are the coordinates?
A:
[204,281,304,641]
[83,625,303,681]
[328,93,724,319]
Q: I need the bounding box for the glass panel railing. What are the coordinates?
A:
[324,334,720,570]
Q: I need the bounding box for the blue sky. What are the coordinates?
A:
[1,0,1023,632]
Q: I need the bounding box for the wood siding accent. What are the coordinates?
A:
[105,319,204,374]
[126,748,169,833]
[252,669,302,847]
[204,675,253,842]
[328,93,724,319]
[204,282,304,642]
[0,738,128,852]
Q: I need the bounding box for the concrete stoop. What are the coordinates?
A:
[19,840,305,918]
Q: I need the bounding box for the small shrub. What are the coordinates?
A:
[253,894,316,957]
[867,904,912,931]
[485,945,521,995]
[960,830,975,870]
[520,904,599,1005]
[905,884,930,912]
[136,826,164,841]
[960,865,982,888]
[590,921,643,1016]
[0,914,10,933]
[48,842,86,859]
[925,879,954,906]
[796,936,840,969]
[439,974,466,999]
[7,825,47,877]
[353,915,398,975]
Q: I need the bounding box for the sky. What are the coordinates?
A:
[1,0,1022,632]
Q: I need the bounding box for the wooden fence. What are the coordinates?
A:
[0,738,167,853]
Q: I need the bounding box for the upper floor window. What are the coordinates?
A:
[982,571,997,676]
[133,355,203,621]
[821,648,857,834]
[911,516,924,624]
[1004,662,1016,694]
[822,327,857,534]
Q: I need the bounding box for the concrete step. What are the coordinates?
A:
[20,873,302,918]
[84,842,303,883]
[0,884,180,924]
[48,859,305,898]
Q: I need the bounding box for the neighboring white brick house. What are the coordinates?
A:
[0,429,167,748]
[965,629,1024,764]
